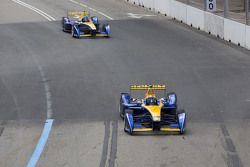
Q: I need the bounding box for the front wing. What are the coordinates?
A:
[124,112,186,134]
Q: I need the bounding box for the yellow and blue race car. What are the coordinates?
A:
[119,84,186,135]
[62,11,110,38]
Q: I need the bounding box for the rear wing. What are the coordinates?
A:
[67,11,89,19]
[130,84,166,90]
[130,84,167,98]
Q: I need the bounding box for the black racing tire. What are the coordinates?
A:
[119,103,124,119]
[124,119,127,132]
[71,27,75,38]
[125,109,133,115]
[61,17,65,29]
[169,108,177,117]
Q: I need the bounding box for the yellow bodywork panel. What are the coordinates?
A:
[160,128,181,132]
[130,84,166,90]
[142,101,163,121]
[67,11,89,19]
[83,22,96,30]
[96,34,109,37]
[80,34,92,37]
[133,128,153,132]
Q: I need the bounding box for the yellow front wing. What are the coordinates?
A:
[79,34,109,37]
[133,127,180,132]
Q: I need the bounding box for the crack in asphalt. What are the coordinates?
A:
[0,127,4,137]
[108,120,118,167]
[99,120,118,167]
[0,120,6,137]
[99,120,110,167]
[220,124,243,167]
[188,63,244,167]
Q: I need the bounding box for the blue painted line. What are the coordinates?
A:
[26,119,54,167]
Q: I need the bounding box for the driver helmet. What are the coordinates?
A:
[82,16,90,22]
[145,97,158,105]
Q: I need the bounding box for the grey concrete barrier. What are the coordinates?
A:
[170,0,187,23]
[204,12,224,39]
[140,0,154,9]
[224,18,246,46]
[154,0,171,16]
[187,6,204,30]
[125,0,250,50]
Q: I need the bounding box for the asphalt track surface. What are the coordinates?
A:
[0,0,250,167]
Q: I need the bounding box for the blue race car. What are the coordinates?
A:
[62,11,110,38]
[119,84,186,135]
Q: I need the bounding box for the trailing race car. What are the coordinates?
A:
[119,84,186,135]
[62,11,110,38]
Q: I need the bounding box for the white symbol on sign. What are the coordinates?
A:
[207,0,216,12]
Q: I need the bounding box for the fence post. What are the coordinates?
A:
[246,0,249,25]
[224,0,229,18]
[204,0,207,11]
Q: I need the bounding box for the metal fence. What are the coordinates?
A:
[177,0,250,25]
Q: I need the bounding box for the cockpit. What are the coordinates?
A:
[145,97,158,106]
[82,16,90,22]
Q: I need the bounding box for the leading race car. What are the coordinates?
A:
[62,11,110,38]
[119,84,186,135]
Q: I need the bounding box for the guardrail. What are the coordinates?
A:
[126,0,250,50]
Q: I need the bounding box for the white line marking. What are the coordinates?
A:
[127,13,156,19]
[26,55,54,167]
[11,0,56,21]
[12,0,52,21]
[32,55,53,119]
[68,0,113,20]
[80,3,88,8]
[89,7,97,12]
[11,0,55,166]
[97,11,113,20]
[69,0,79,4]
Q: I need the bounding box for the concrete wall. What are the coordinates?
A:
[187,6,204,30]
[127,0,249,50]
[224,18,246,46]
[170,0,187,23]
[204,12,224,38]
[141,0,154,9]
[154,0,171,16]
[246,26,250,50]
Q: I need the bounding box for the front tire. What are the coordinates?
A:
[119,103,124,119]
[71,27,75,38]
